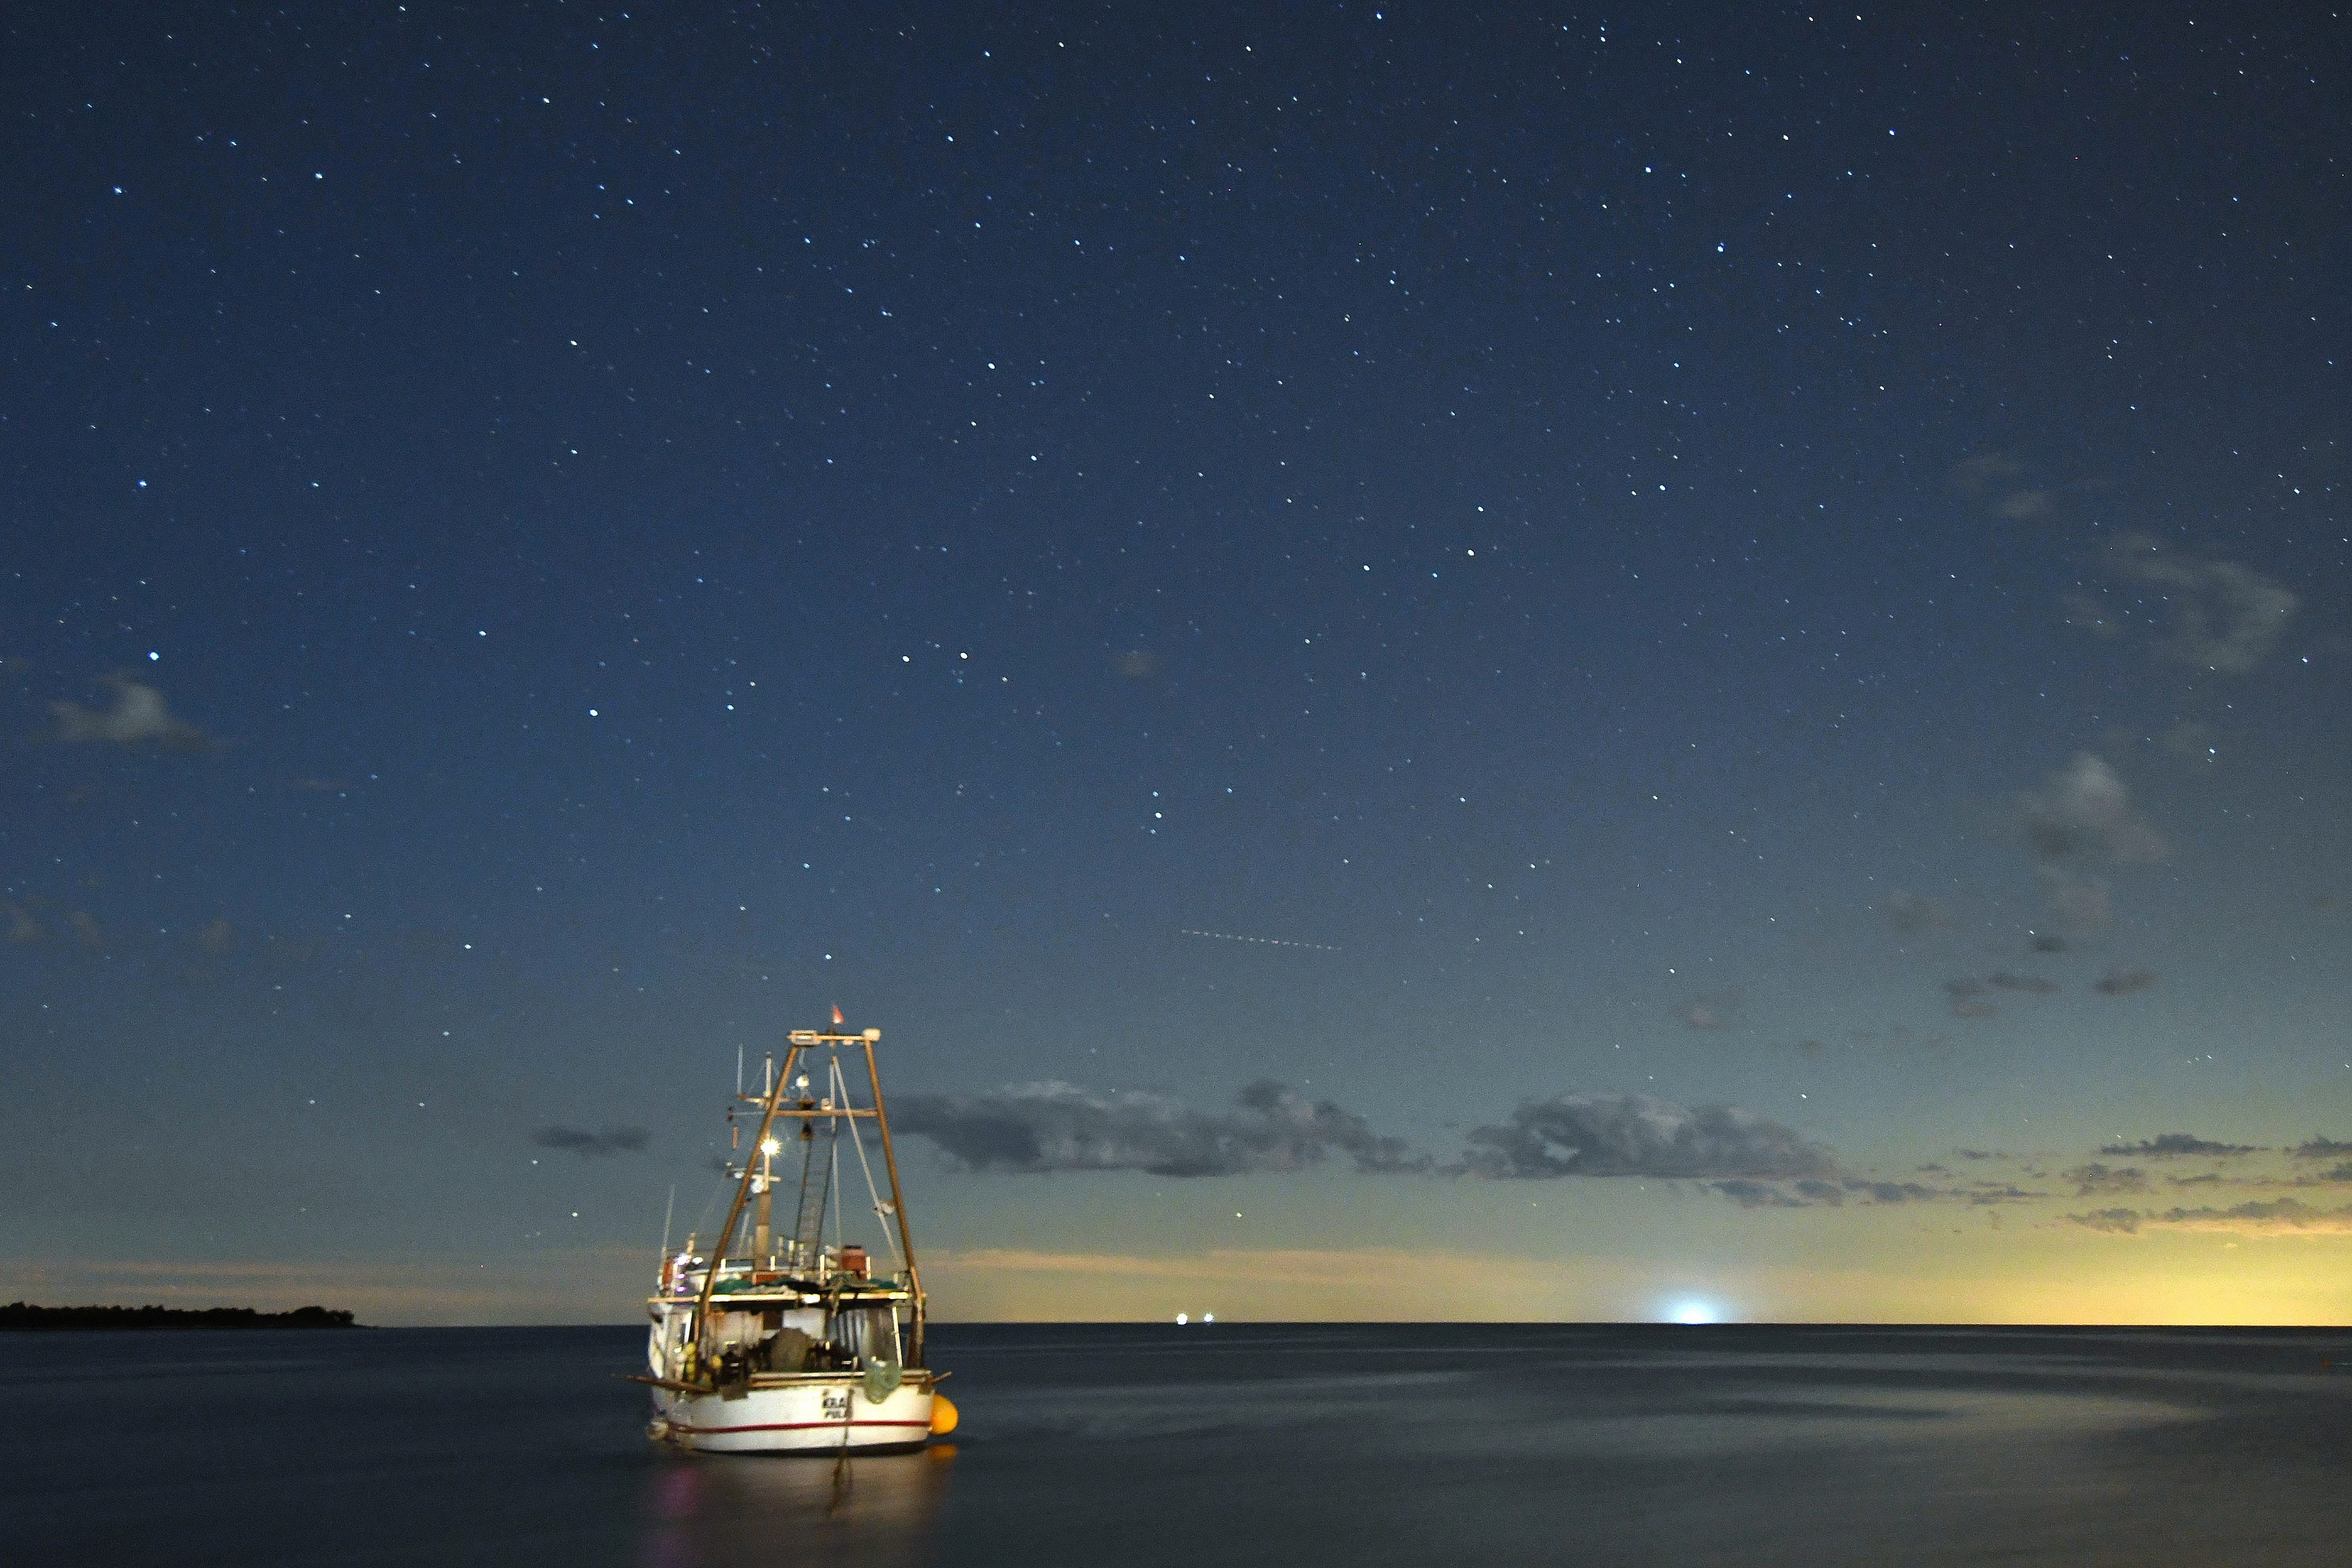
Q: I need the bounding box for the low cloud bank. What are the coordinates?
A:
[895,1080,2063,1214]
[1461,1092,1836,1181]
[2097,1133,2263,1159]
[892,1080,1426,1177]
[2066,1198,2352,1235]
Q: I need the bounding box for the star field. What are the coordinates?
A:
[2,2,2347,1323]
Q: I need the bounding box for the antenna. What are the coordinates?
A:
[659,1184,676,1260]
[735,1044,744,1098]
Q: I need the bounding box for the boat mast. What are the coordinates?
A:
[689,1040,806,1358]
[860,1030,926,1366]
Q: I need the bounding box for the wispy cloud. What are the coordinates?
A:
[1460,1092,1836,1182]
[48,677,211,750]
[2012,753,2163,931]
[2102,531,2300,675]
[531,1124,651,1157]
[1948,454,2023,493]
[1987,972,2059,995]
[2288,1138,2352,1161]
[894,1079,1426,1177]
[66,910,104,953]
[1943,978,1997,1019]
[1677,989,1741,1030]
[1883,890,1949,934]
[2097,1133,2264,1159]
[2067,1198,2352,1236]
[2063,1163,2150,1196]
[2093,966,2157,996]
[1706,1175,2021,1210]
[2018,753,2165,865]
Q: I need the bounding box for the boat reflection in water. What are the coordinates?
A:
[639,1445,956,1568]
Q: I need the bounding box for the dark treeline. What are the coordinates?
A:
[0,1302,359,1330]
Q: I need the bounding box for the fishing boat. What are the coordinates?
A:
[636,1021,955,1454]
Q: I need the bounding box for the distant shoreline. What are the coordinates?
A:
[0,1302,361,1331]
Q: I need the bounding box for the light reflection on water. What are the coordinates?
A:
[6,1323,2350,1567]
[637,1445,955,1568]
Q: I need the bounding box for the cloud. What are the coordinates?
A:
[531,1124,651,1157]
[67,911,104,953]
[2018,753,2165,866]
[1987,972,2059,995]
[2159,721,2217,761]
[1706,1178,1814,1209]
[1678,990,1741,1030]
[2028,932,2069,954]
[3,903,39,944]
[1995,489,2056,521]
[48,677,211,750]
[2097,1133,2263,1159]
[2036,868,2112,931]
[893,1079,1426,1177]
[1948,454,2021,493]
[2104,532,2299,674]
[1460,1092,1836,1182]
[193,918,235,957]
[2061,591,2121,637]
[2072,1199,2352,1236]
[1706,1175,1975,1210]
[1883,890,1949,934]
[2289,1138,2352,1161]
[1844,1179,1940,1204]
[2063,1162,2150,1196]
[2092,966,2157,996]
[2011,754,2164,931]
[1942,978,1997,1019]
[1965,1183,2041,1204]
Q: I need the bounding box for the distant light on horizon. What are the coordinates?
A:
[1668,1299,1722,1325]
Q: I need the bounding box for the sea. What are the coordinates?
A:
[7,1322,2350,1566]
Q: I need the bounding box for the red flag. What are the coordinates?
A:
[831,1004,844,1026]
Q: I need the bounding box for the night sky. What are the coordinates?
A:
[6,3,2348,1326]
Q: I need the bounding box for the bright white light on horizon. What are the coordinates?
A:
[1175,1313,1188,1326]
[1669,1300,1720,1325]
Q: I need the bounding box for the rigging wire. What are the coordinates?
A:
[833,1052,905,1272]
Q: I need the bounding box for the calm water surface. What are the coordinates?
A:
[7,1323,2349,1566]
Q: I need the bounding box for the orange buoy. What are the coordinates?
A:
[928,1393,959,1436]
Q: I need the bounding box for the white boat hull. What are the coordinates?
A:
[652,1377,937,1454]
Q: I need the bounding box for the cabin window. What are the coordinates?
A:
[838,1306,902,1368]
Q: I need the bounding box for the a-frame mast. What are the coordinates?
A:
[860,1031,926,1365]
[684,1025,918,1367]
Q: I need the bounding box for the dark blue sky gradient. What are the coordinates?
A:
[5,3,2347,1321]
